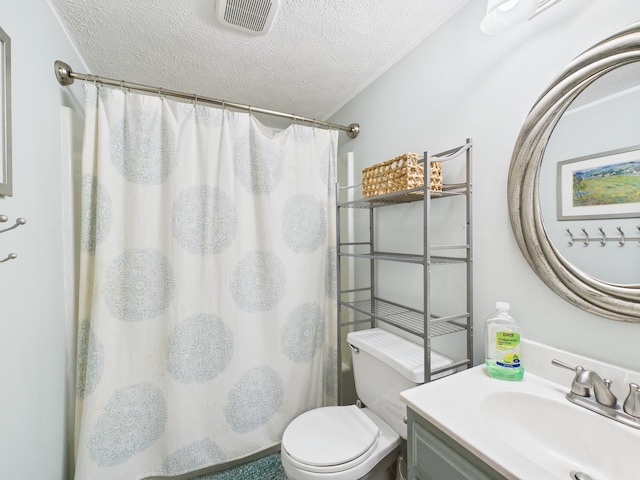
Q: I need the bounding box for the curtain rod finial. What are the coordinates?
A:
[347,123,360,139]
[54,60,75,86]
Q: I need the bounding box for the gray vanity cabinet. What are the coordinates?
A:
[407,409,508,480]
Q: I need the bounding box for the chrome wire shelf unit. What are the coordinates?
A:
[335,139,474,404]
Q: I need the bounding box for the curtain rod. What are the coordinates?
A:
[54,60,360,138]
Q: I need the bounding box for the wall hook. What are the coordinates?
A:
[597,227,606,246]
[617,226,625,246]
[566,228,574,246]
[580,227,589,246]
[0,216,26,234]
[0,253,17,263]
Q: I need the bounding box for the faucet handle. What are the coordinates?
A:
[623,383,640,418]
[551,358,580,372]
[551,359,589,397]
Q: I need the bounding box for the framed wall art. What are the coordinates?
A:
[0,26,11,197]
[557,145,640,220]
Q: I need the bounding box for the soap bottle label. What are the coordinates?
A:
[496,331,520,350]
[496,353,521,368]
[495,331,520,369]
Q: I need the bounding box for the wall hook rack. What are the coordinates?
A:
[1,215,26,264]
[565,226,640,247]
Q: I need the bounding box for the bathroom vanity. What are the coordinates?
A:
[406,408,506,480]
[400,339,640,480]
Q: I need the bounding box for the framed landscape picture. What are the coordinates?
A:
[557,145,640,220]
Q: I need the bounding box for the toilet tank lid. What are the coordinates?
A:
[346,328,454,383]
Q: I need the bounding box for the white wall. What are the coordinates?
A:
[330,0,640,370]
[0,1,84,478]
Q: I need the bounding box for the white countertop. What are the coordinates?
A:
[400,340,640,480]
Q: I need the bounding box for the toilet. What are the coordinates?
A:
[280,328,455,480]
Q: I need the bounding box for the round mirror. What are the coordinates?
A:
[508,21,640,322]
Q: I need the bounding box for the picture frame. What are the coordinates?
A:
[556,145,640,220]
[0,26,11,197]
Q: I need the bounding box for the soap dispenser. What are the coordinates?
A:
[485,301,524,381]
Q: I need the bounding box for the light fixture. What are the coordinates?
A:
[480,0,565,35]
[481,0,539,35]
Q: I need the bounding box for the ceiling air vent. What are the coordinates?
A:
[216,0,280,36]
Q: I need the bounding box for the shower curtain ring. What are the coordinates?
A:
[193,94,198,107]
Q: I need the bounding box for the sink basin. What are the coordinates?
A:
[400,340,640,480]
[481,390,639,479]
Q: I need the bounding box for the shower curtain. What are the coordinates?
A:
[72,84,338,480]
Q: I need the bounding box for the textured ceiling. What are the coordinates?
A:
[49,0,471,121]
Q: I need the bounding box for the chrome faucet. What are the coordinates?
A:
[572,365,617,407]
[552,358,640,430]
[552,359,617,406]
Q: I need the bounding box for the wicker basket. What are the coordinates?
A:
[362,153,442,198]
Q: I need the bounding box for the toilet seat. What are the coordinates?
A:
[282,405,380,474]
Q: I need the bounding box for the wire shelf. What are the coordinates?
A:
[340,297,468,338]
[338,183,468,209]
[337,251,469,265]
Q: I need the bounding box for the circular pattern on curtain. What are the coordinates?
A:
[224,366,284,434]
[172,186,238,255]
[76,318,104,398]
[110,105,178,184]
[323,346,338,400]
[167,314,234,384]
[282,194,326,253]
[233,132,283,194]
[180,103,223,129]
[103,249,175,321]
[281,303,325,362]
[81,175,112,254]
[162,438,227,476]
[88,383,167,467]
[325,246,337,299]
[230,251,286,312]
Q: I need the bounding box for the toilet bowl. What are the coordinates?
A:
[280,328,455,480]
[281,405,400,480]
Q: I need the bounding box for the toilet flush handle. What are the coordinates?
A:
[348,343,359,354]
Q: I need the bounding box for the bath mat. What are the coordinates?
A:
[194,453,287,480]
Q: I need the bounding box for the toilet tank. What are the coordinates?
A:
[346,328,454,439]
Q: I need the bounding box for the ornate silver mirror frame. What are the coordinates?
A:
[0,26,11,197]
[508,21,640,322]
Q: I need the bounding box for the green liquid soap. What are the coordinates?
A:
[485,301,524,381]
